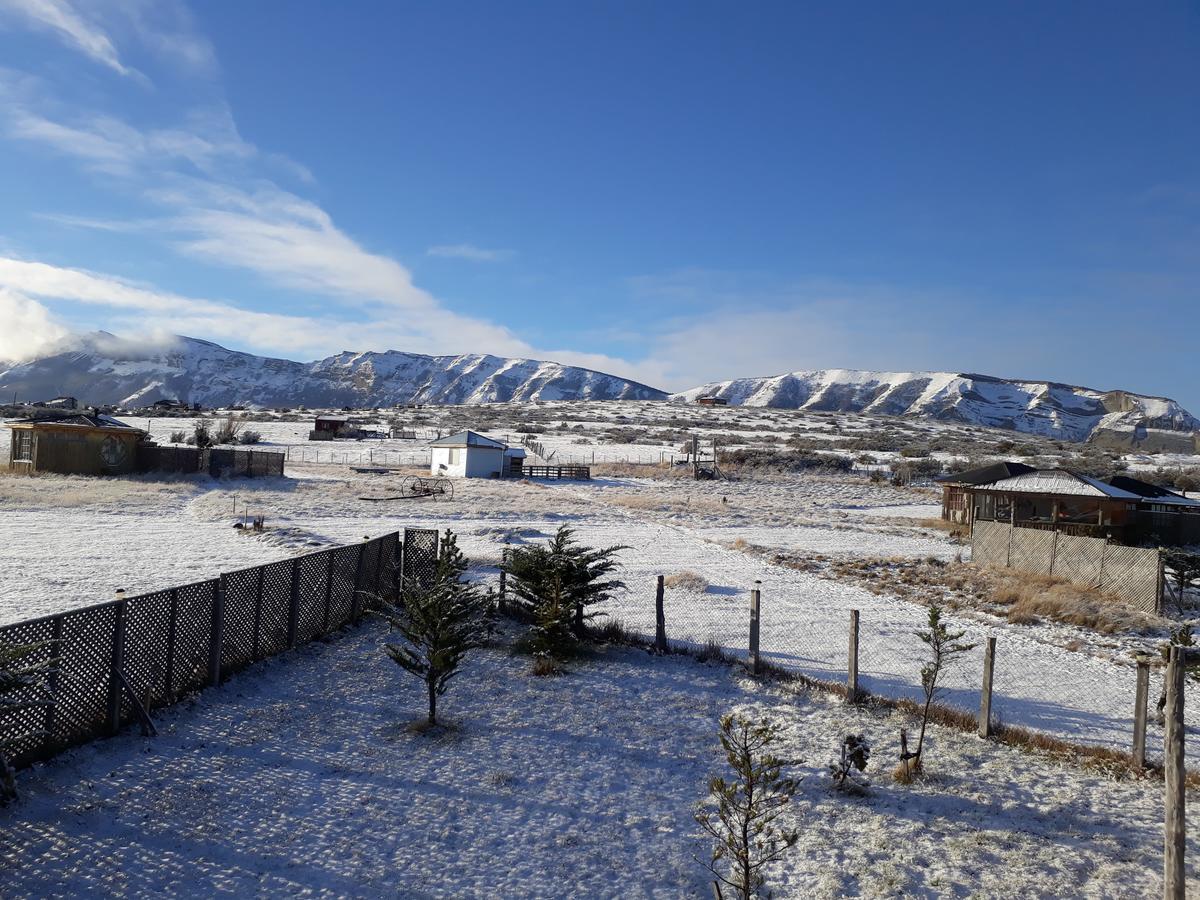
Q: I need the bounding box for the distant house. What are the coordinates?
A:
[310,415,349,441]
[40,396,79,410]
[429,430,524,478]
[936,461,1035,523]
[5,412,147,476]
[961,467,1200,546]
[696,396,729,407]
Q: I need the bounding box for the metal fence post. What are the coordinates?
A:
[208,578,226,687]
[1164,646,1185,900]
[749,582,761,675]
[979,636,996,738]
[1132,656,1150,769]
[847,609,860,702]
[286,558,301,649]
[655,575,667,653]
[106,590,127,735]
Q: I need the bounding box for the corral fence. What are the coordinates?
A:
[972,520,1163,613]
[136,445,286,478]
[284,447,431,467]
[0,528,443,769]
[521,465,592,481]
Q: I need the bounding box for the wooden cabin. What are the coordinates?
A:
[936,461,1035,523]
[696,396,729,407]
[5,413,147,476]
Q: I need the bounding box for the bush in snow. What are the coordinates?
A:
[504,525,627,662]
[213,414,243,445]
[238,430,262,445]
[1,639,56,804]
[380,530,492,727]
[189,419,214,448]
[897,605,975,781]
[169,430,187,444]
[828,733,870,794]
[695,714,800,900]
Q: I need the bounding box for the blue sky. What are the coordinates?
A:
[0,1,1196,405]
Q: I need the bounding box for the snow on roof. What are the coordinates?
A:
[428,430,506,449]
[979,469,1143,499]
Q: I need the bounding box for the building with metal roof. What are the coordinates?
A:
[428,430,523,478]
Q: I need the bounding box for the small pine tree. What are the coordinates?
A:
[828,733,870,794]
[381,531,491,726]
[191,419,214,449]
[901,605,975,778]
[1,640,56,804]
[504,525,628,659]
[695,714,801,899]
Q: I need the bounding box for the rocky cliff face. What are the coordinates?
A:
[674,369,1199,448]
[0,335,667,408]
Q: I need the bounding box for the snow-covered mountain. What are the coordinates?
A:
[674,369,1200,449]
[0,334,667,408]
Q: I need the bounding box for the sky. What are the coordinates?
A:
[0,1,1196,405]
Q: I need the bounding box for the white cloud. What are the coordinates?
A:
[427,244,513,263]
[0,0,134,76]
[0,287,72,362]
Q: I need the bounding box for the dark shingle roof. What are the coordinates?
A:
[5,412,143,431]
[935,460,1036,486]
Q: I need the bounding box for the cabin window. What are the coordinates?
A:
[12,431,32,461]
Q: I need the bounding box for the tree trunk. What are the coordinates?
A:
[427,678,437,726]
[0,755,17,805]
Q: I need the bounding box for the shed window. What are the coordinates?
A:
[448,448,461,465]
[12,430,32,461]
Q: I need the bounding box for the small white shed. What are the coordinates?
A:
[429,430,519,478]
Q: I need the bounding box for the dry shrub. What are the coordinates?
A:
[530,655,562,677]
[918,517,970,540]
[592,462,690,480]
[991,572,1161,635]
[664,570,709,593]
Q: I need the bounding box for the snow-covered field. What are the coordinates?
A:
[3,621,1193,898]
[2,403,1199,896]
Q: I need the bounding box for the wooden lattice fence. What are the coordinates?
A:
[972,521,1163,612]
[0,529,439,769]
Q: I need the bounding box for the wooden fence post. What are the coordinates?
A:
[351,536,369,623]
[979,636,996,738]
[164,588,180,702]
[251,566,265,660]
[107,590,127,735]
[1132,656,1150,770]
[43,614,64,747]
[847,609,859,703]
[749,582,761,675]
[286,558,301,649]
[655,575,667,653]
[1164,646,1185,900]
[208,578,226,687]
[322,550,335,633]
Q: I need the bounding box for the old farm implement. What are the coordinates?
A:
[359,475,454,502]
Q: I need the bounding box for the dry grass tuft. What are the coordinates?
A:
[991,572,1160,635]
[592,462,690,480]
[664,570,709,593]
[530,655,563,677]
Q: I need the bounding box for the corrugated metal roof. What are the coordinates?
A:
[428,430,506,449]
[4,412,143,431]
[936,460,1036,485]
[980,469,1143,499]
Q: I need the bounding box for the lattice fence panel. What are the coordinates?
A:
[327,544,359,629]
[295,551,331,643]
[355,540,382,614]
[172,579,217,698]
[1008,528,1055,575]
[404,528,440,588]
[257,559,294,658]
[122,589,174,715]
[1101,544,1162,613]
[0,615,58,766]
[971,521,1009,568]
[220,567,261,674]
[1052,533,1104,587]
[51,604,118,753]
[374,532,401,601]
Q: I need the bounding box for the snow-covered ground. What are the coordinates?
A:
[3,621,1192,898]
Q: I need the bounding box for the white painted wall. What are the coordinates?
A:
[430,445,504,478]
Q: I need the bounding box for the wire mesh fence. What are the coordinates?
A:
[599,575,1200,769]
[0,528,441,769]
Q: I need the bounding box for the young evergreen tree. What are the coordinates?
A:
[900,604,975,778]
[1,639,56,804]
[504,525,628,659]
[695,714,801,899]
[381,531,491,727]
